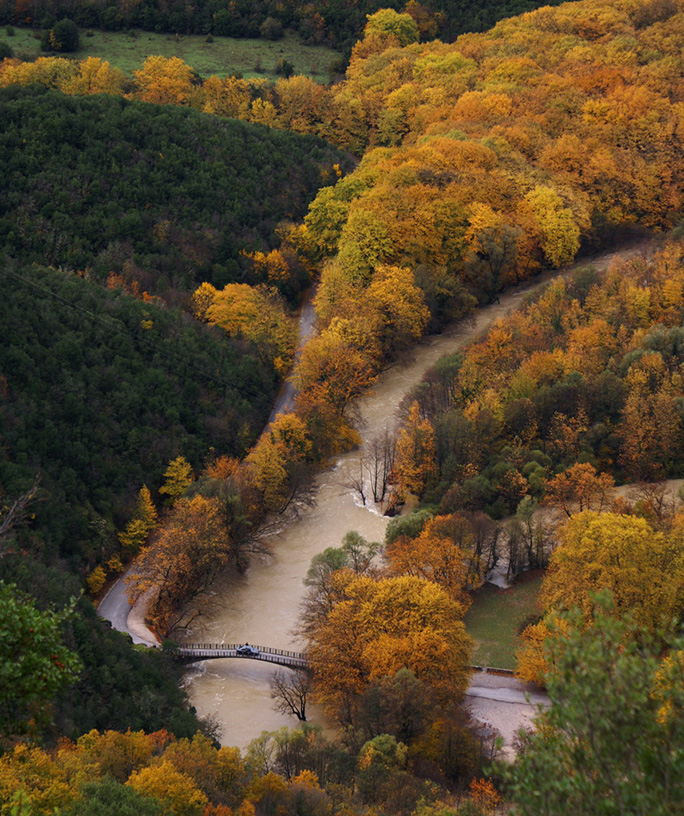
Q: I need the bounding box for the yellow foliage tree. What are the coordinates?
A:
[206,284,296,375]
[118,485,158,556]
[127,760,209,816]
[524,185,582,268]
[159,456,194,504]
[133,56,194,106]
[517,511,684,682]
[541,512,684,629]
[308,574,472,725]
[365,265,430,356]
[61,57,126,96]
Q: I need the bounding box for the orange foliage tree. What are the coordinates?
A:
[308,573,473,726]
[127,495,231,634]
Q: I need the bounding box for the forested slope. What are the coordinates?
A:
[398,238,684,518]
[0,261,276,568]
[0,86,348,295]
[305,0,684,294]
[0,68,351,743]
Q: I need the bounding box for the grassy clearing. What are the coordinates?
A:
[465,571,544,671]
[0,27,342,81]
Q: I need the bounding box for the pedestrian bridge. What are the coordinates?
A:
[176,643,309,670]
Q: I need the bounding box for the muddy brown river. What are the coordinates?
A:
[182,246,646,748]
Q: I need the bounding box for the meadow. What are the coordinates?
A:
[0,26,342,81]
[464,573,544,670]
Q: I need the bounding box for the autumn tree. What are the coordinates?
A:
[126,760,209,816]
[204,283,296,375]
[619,354,682,480]
[159,456,194,504]
[506,597,684,815]
[133,56,194,106]
[118,485,158,557]
[365,266,430,358]
[517,511,684,682]
[61,57,125,96]
[292,325,376,449]
[307,574,473,727]
[540,512,684,630]
[384,519,473,613]
[299,531,381,638]
[542,462,616,520]
[243,412,313,514]
[127,495,231,634]
[392,401,437,500]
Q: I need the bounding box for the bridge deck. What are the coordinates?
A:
[177,643,309,670]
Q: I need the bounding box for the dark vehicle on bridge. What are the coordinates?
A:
[236,644,260,657]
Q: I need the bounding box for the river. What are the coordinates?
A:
[181,245,647,749]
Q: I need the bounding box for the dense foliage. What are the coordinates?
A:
[298,0,684,335]
[505,598,684,815]
[0,0,564,53]
[398,239,684,518]
[0,86,347,295]
[0,261,275,570]
[0,722,500,816]
[0,557,207,742]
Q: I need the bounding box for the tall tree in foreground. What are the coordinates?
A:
[505,596,684,815]
[0,583,81,738]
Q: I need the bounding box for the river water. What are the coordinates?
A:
[182,246,644,749]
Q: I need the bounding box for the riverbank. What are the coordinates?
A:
[183,241,652,748]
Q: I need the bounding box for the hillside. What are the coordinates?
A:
[0,86,348,296]
[0,261,276,568]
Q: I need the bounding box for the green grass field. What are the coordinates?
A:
[465,572,544,671]
[0,27,342,81]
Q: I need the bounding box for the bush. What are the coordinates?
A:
[275,57,294,77]
[42,18,80,52]
[260,16,283,40]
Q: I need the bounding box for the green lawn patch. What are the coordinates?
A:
[0,27,342,81]
[465,571,544,671]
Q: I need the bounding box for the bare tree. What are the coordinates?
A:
[504,518,523,580]
[343,462,367,506]
[364,428,397,504]
[270,668,311,721]
[0,475,41,558]
[466,511,500,576]
[630,481,678,525]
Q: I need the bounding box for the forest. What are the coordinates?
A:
[0,0,565,52]
[2,0,684,812]
[0,86,349,295]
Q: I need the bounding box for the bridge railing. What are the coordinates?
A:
[179,643,308,661]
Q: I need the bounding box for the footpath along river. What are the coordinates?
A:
[181,244,648,749]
